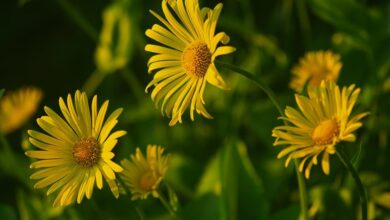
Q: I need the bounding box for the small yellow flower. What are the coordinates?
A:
[290,50,342,93]
[120,145,169,200]
[145,0,235,126]
[26,91,126,207]
[272,80,368,179]
[0,87,43,134]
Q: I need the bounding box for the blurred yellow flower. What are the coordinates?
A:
[26,91,126,207]
[290,51,342,93]
[120,145,169,200]
[272,80,368,179]
[95,1,132,73]
[145,0,235,126]
[0,87,42,134]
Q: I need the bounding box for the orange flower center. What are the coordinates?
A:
[72,137,101,168]
[139,170,159,192]
[182,41,212,78]
[311,119,339,145]
[309,68,332,86]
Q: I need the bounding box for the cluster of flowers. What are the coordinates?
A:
[0,0,367,209]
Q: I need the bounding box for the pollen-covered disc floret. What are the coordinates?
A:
[120,145,169,200]
[0,87,42,134]
[26,91,126,207]
[272,80,368,179]
[182,41,212,78]
[290,50,342,93]
[145,0,235,126]
[72,137,101,168]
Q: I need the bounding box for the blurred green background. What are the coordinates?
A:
[1,0,389,219]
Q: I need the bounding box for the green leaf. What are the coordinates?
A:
[165,154,202,198]
[16,189,64,220]
[181,194,222,220]
[270,205,300,220]
[219,140,238,220]
[195,139,269,220]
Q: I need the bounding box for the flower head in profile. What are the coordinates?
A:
[0,87,43,134]
[145,0,235,126]
[290,50,342,93]
[120,145,169,200]
[272,81,368,179]
[26,91,126,207]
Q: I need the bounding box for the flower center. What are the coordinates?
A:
[139,170,159,191]
[72,137,101,168]
[182,41,212,78]
[309,68,331,86]
[312,119,339,145]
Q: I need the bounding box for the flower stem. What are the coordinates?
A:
[82,70,107,97]
[120,69,145,103]
[214,60,283,115]
[215,60,309,220]
[336,150,367,220]
[156,190,179,219]
[294,159,309,220]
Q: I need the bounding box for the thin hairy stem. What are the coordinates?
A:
[336,150,367,220]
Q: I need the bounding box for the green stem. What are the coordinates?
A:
[336,150,367,220]
[294,159,309,220]
[215,60,309,220]
[156,190,179,219]
[56,0,99,42]
[214,60,283,115]
[82,71,107,97]
[120,69,145,103]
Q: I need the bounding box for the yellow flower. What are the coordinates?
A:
[26,91,126,207]
[145,0,235,126]
[120,145,169,200]
[0,87,43,134]
[272,80,368,179]
[290,50,342,93]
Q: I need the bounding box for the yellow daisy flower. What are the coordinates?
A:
[120,145,169,200]
[0,87,43,134]
[290,50,342,93]
[145,0,235,126]
[26,91,126,207]
[272,80,368,179]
